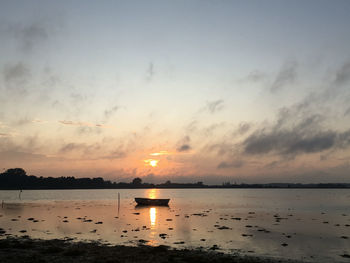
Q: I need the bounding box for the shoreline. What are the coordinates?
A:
[0,236,303,263]
[1,187,350,190]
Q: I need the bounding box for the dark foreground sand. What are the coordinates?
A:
[0,237,303,263]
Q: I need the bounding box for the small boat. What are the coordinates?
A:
[135,198,170,206]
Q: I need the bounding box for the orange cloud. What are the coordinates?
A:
[59,120,111,128]
[32,119,48,123]
[150,150,171,156]
[0,133,12,137]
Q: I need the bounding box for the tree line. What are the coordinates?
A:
[0,168,205,190]
[1,168,349,189]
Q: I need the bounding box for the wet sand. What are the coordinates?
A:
[0,236,303,263]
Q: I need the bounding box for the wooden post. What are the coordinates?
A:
[118,192,120,213]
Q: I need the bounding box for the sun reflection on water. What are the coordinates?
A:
[148,207,158,246]
[150,207,156,227]
[147,188,158,199]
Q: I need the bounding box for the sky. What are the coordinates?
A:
[1,0,350,184]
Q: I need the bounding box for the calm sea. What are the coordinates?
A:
[1,189,349,262]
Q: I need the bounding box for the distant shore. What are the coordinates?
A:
[0,236,303,263]
[1,168,350,190]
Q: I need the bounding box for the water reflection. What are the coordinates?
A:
[148,207,158,246]
[1,189,349,263]
[147,188,158,199]
[150,207,156,227]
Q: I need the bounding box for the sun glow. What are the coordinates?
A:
[144,159,159,167]
[150,160,158,167]
[150,151,170,156]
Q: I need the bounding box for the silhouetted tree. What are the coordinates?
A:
[132,177,142,185]
[4,168,26,177]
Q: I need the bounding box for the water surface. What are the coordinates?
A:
[0,189,349,262]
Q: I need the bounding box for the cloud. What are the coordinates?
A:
[305,61,350,106]
[177,144,191,152]
[58,142,127,160]
[59,143,86,153]
[59,120,110,128]
[245,70,266,82]
[333,62,350,86]
[32,119,48,123]
[244,130,337,155]
[217,160,244,169]
[201,122,227,137]
[0,150,47,161]
[2,62,31,93]
[70,93,85,102]
[59,120,88,126]
[270,61,297,92]
[243,107,350,156]
[104,105,120,119]
[17,23,48,51]
[338,130,350,149]
[203,122,252,156]
[0,122,14,137]
[242,60,350,158]
[0,133,56,167]
[344,107,350,116]
[76,126,103,135]
[0,133,12,138]
[236,122,251,135]
[11,117,48,126]
[59,142,103,156]
[206,99,224,114]
[242,58,350,156]
[205,142,233,156]
[2,20,59,53]
[0,134,42,154]
[101,150,126,160]
[146,62,154,81]
[3,62,30,83]
[150,151,170,156]
[95,124,110,128]
[176,136,191,152]
[185,120,198,133]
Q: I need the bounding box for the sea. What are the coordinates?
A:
[0,189,349,262]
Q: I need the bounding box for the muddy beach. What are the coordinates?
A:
[0,236,303,263]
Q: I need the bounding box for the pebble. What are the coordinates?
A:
[173,241,185,244]
[217,226,231,230]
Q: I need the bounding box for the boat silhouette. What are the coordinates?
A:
[134,197,170,206]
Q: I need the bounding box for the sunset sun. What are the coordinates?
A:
[150,160,158,167]
[144,159,159,167]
